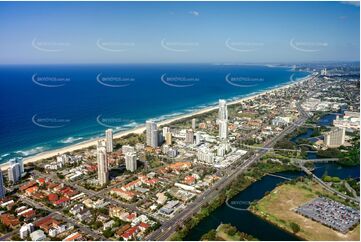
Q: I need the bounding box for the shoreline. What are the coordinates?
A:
[248,207,304,241]
[177,163,302,241]
[0,73,314,171]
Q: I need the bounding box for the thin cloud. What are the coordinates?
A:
[341,1,360,7]
[189,10,200,16]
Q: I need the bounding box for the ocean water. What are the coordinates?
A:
[0,64,309,162]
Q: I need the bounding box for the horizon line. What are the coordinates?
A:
[0,60,360,66]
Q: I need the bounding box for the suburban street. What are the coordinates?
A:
[147,101,309,241]
[14,194,107,241]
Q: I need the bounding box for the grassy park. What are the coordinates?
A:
[249,179,360,241]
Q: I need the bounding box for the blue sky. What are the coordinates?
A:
[0,1,359,64]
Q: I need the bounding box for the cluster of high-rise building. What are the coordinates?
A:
[195,99,232,165]
[96,128,141,186]
[1,100,232,192]
[96,129,115,186]
[0,157,25,198]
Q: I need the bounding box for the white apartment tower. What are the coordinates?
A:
[146,120,158,148]
[218,120,228,141]
[218,99,228,121]
[162,127,170,137]
[97,141,108,186]
[0,171,5,199]
[165,132,172,145]
[324,128,345,148]
[125,152,137,172]
[218,99,228,141]
[192,118,197,130]
[9,157,24,174]
[8,163,21,183]
[195,132,202,145]
[105,129,113,153]
[185,129,194,144]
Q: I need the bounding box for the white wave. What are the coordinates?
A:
[15,146,45,156]
[114,127,128,131]
[58,137,83,144]
[0,153,9,158]
[122,121,139,128]
[265,64,282,68]
[185,104,215,113]
[151,112,185,122]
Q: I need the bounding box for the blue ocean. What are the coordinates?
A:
[0,64,309,163]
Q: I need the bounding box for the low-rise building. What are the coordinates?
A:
[110,188,136,201]
[30,230,46,241]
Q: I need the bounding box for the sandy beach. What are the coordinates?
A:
[0,74,314,172]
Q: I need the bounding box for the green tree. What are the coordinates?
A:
[200,229,217,241]
[103,228,114,238]
[289,222,300,234]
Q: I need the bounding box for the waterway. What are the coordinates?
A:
[184,163,359,241]
[184,113,359,241]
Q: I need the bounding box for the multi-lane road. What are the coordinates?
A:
[147,102,309,241]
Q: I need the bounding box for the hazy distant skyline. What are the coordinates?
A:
[0,1,359,64]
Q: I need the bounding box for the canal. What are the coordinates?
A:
[184,163,359,241]
[184,113,359,241]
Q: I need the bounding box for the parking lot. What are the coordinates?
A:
[296,197,360,234]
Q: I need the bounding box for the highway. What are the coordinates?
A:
[147,101,309,241]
